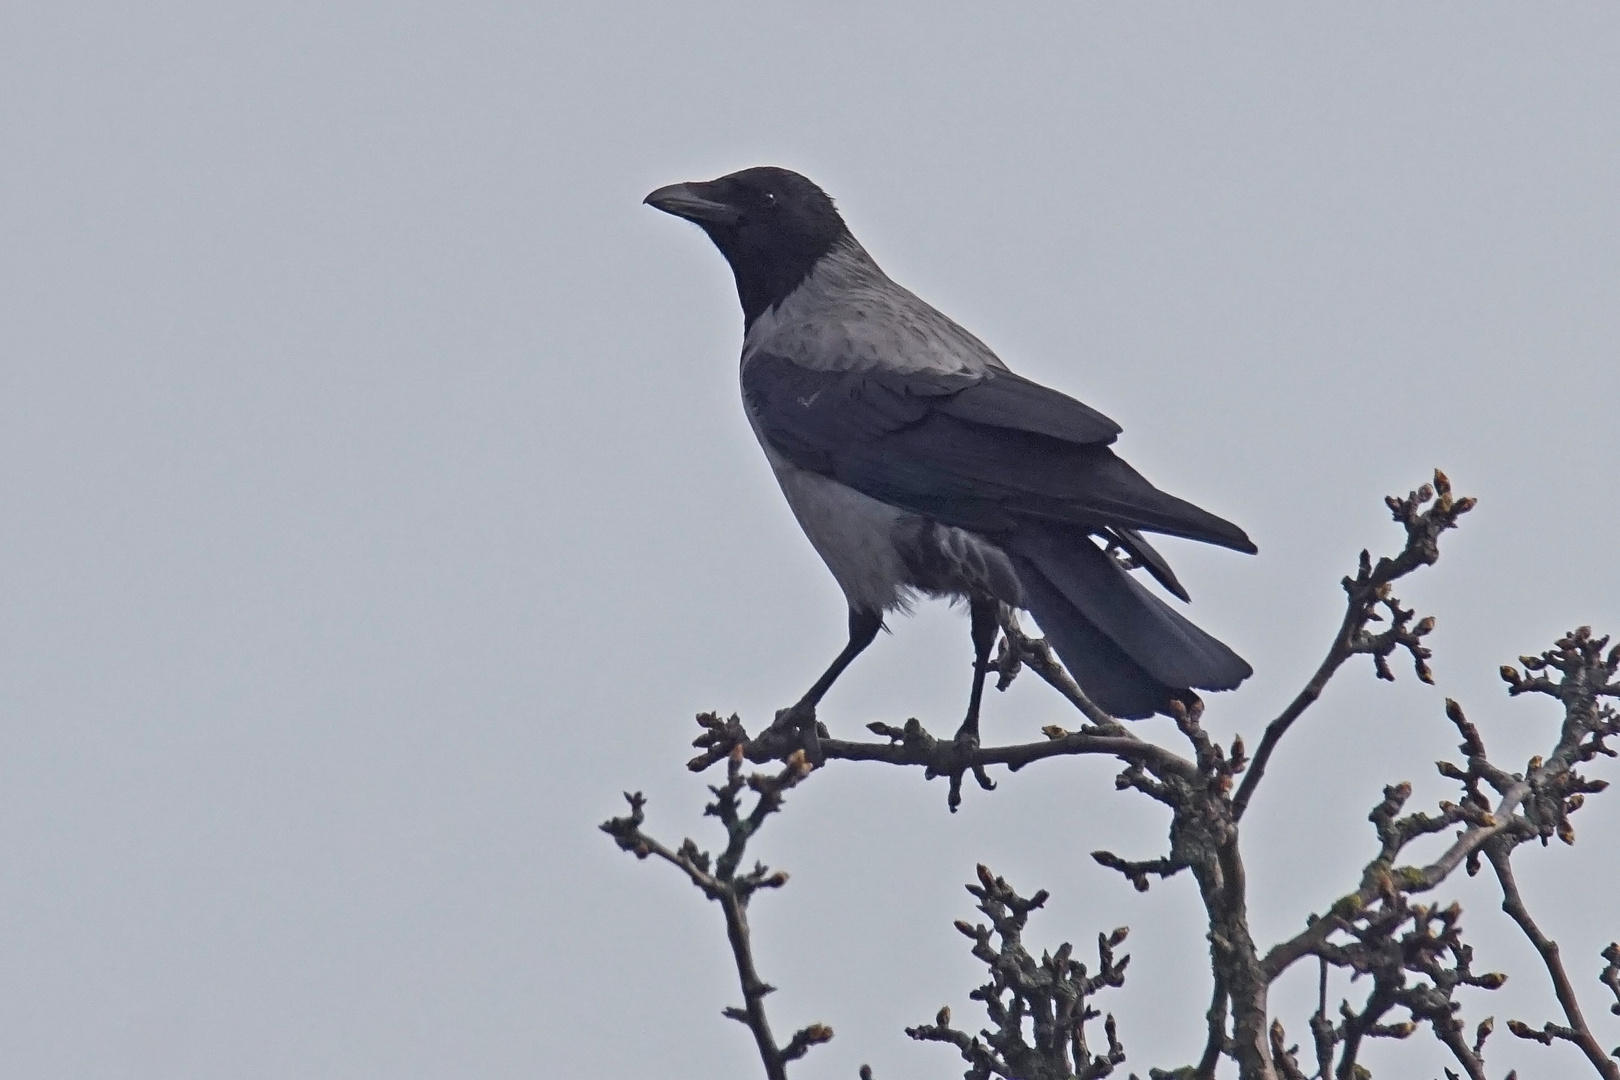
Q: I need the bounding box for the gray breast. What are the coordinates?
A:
[752,422,1025,617]
[770,463,916,614]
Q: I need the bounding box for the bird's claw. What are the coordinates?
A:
[941,726,995,813]
[769,701,824,766]
[770,701,816,733]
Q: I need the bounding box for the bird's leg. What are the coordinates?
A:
[771,606,883,748]
[955,597,1001,747]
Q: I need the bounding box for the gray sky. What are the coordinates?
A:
[3,4,1617,1078]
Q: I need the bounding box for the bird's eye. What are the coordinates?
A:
[763,191,777,206]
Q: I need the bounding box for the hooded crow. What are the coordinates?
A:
[645,166,1255,734]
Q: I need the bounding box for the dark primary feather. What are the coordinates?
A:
[1105,525,1189,602]
[743,353,1257,554]
[1008,530,1251,718]
[1010,554,1184,718]
[1006,525,1251,687]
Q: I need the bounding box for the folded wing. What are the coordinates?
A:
[743,353,1256,555]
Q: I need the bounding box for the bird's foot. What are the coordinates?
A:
[769,701,824,766]
[941,721,995,813]
[769,700,814,733]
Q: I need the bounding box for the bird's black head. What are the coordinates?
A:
[645,167,851,326]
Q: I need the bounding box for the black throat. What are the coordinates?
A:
[705,223,846,328]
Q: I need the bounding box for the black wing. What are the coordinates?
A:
[743,353,1255,554]
[1105,525,1190,602]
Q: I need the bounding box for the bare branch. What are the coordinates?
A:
[992,609,1117,729]
[1263,644,1620,986]
[1490,845,1620,1079]
[1091,849,1186,893]
[908,866,1130,1080]
[1309,959,1334,1080]
[689,709,1197,812]
[601,749,825,1080]
[1267,1019,1306,1080]
[1233,471,1473,822]
[1195,974,1229,1080]
[1255,623,1619,1080]
[1602,942,1620,1019]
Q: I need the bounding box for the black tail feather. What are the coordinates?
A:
[1006,525,1251,719]
[1011,557,1177,719]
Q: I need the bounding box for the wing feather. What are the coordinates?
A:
[743,353,1255,554]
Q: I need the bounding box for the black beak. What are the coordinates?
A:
[644,181,739,226]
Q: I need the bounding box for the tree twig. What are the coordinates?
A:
[600,749,829,1079]
[1195,973,1229,1080]
[906,865,1130,1079]
[1232,471,1473,821]
[688,709,1196,812]
[1491,845,1620,1079]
